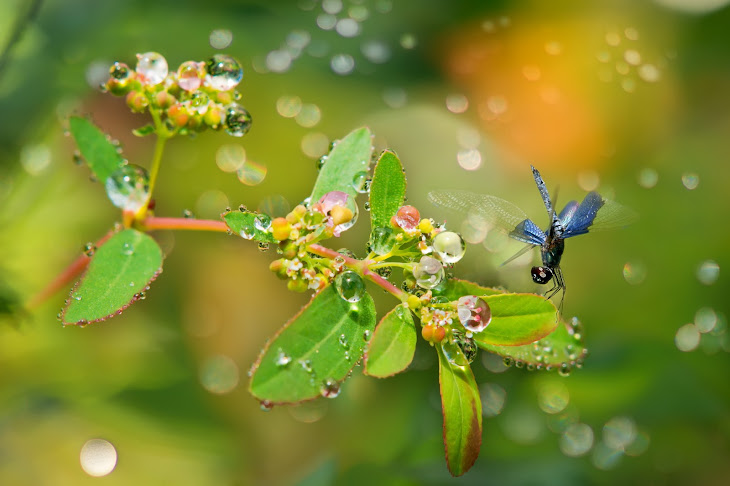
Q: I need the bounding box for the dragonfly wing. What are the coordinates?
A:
[562,192,638,238]
[500,242,538,267]
[428,189,531,234]
[558,200,579,229]
[510,218,547,245]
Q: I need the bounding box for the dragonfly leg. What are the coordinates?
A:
[543,266,565,320]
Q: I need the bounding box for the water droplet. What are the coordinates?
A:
[260,400,274,411]
[352,171,370,193]
[395,205,420,230]
[239,223,255,240]
[254,213,272,232]
[136,52,168,85]
[320,378,341,398]
[334,271,365,302]
[299,359,314,373]
[80,439,117,477]
[456,295,491,333]
[682,172,699,190]
[314,191,358,236]
[72,293,82,301]
[338,334,349,348]
[441,341,468,368]
[177,60,204,91]
[369,226,396,256]
[83,242,96,257]
[675,323,700,352]
[363,329,372,342]
[206,54,243,91]
[413,256,444,289]
[696,260,719,285]
[432,231,466,263]
[105,164,150,212]
[560,423,594,457]
[225,104,252,137]
[275,348,292,367]
[121,242,134,256]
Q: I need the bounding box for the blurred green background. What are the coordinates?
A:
[1,0,728,484]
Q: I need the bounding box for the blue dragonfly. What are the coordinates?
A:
[428,166,638,310]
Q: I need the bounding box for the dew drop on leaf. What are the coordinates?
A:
[334,271,365,302]
[254,213,272,232]
[320,378,341,398]
[121,242,134,256]
[275,348,292,367]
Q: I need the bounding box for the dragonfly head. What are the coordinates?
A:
[531,266,553,285]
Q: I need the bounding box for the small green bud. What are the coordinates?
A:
[126,91,149,112]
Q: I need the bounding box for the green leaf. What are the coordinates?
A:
[249,285,377,404]
[432,278,504,301]
[310,127,373,202]
[474,293,558,346]
[478,318,588,372]
[223,211,277,243]
[364,303,416,378]
[437,342,482,477]
[369,150,405,231]
[69,116,125,184]
[132,124,155,137]
[62,229,163,325]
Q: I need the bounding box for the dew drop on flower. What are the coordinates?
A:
[334,271,365,302]
[206,54,243,91]
[177,61,204,91]
[136,52,168,85]
[457,295,491,333]
[413,256,444,289]
[395,205,420,230]
[105,164,149,212]
[432,231,466,263]
[225,104,252,137]
[109,62,131,81]
[320,378,341,398]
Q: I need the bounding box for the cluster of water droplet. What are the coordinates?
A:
[102,52,251,137]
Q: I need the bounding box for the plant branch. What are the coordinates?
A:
[140,109,169,218]
[307,243,406,301]
[141,216,229,232]
[27,229,114,309]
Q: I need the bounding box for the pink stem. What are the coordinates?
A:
[142,216,229,233]
[27,230,115,309]
[307,243,406,301]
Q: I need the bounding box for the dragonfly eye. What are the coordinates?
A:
[531,266,553,284]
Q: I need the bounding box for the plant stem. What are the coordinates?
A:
[369,261,413,271]
[27,229,115,309]
[140,109,169,219]
[307,243,406,301]
[141,216,229,233]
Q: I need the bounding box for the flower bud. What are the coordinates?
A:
[126,91,149,112]
[155,90,176,109]
[330,205,353,227]
[203,105,223,127]
[271,217,292,241]
[287,278,308,293]
[167,103,190,127]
